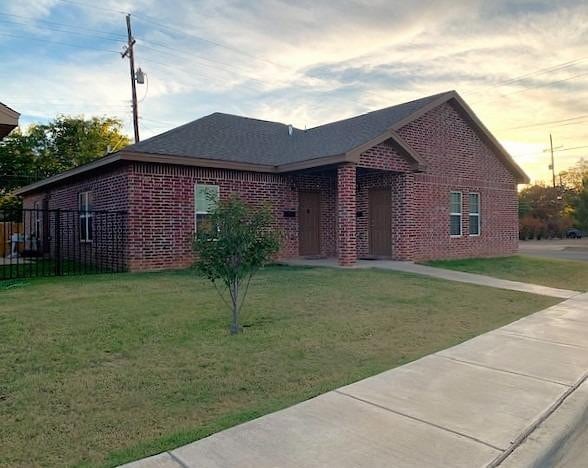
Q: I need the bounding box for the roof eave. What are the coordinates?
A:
[120,150,276,173]
[14,153,122,195]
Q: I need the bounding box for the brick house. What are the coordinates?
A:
[16,91,528,271]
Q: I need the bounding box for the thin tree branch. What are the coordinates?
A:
[237,270,255,315]
[211,280,232,310]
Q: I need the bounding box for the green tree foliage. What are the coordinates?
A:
[559,158,588,192]
[519,184,571,239]
[574,177,588,231]
[519,158,588,239]
[0,115,129,193]
[194,196,281,335]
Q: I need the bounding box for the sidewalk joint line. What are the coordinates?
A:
[488,372,588,467]
[496,331,588,350]
[334,389,503,452]
[434,354,571,387]
[167,451,190,468]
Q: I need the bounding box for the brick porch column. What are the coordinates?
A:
[337,162,357,266]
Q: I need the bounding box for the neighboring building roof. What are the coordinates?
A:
[0,101,20,139]
[14,90,529,195]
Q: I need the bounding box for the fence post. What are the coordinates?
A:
[54,209,61,276]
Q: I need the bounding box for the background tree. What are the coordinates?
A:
[518,183,570,239]
[0,115,129,195]
[574,177,588,232]
[194,196,281,335]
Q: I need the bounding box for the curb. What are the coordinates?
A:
[496,375,588,467]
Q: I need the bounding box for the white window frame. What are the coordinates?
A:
[469,192,481,237]
[450,191,462,237]
[79,191,93,243]
[194,183,220,231]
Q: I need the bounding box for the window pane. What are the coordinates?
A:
[469,193,479,214]
[450,214,461,236]
[79,193,85,211]
[87,217,93,241]
[80,217,87,241]
[87,192,94,211]
[469,215,479,235]
[450,192,461,213]
[196,184,219,213]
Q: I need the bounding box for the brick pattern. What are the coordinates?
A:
[126,163,338,271]
[395,101,518,260]
[21,100,521,270]
[336,163,357,266]
[22,166,130,269]
[358,141,413,172]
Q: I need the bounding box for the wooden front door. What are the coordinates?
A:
[369,188,392,257]
[299,191,321,256]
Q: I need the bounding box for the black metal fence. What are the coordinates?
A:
[0,208,127,280]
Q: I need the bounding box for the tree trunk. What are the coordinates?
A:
[230,280,241,335]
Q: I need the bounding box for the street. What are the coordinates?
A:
[519,239,588,262]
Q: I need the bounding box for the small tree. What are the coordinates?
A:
[194,196,281,335]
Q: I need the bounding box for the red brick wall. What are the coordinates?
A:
[126,163,339,271]
[358,141,413,172]
[394,101,519,260]
[21,165,130,270]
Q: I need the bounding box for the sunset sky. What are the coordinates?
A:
[1,0,587,184]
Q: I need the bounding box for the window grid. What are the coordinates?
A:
[79,191,93,243]
[450,191,462,237]
[195,184,220,231]
[469,193,480,236]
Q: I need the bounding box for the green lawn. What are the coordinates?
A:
[0,266,559,467]
[425,256,588,292]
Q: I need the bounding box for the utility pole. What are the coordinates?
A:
[122,14,140,143]
[549,134,556,188]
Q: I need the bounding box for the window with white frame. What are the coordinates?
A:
[79,191,93,242]
[195,183,219,229]
[469,193,480,236]
[450,192,462,237]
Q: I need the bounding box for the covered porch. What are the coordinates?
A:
[290,161,411,267]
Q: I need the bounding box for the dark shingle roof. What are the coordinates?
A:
[124,92,450,166]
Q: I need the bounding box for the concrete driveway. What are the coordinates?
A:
[519,239,588,262]
[124,291,588,468]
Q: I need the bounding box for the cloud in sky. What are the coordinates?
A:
[1,0,588,184]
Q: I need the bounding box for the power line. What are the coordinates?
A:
[132,13,287,70]
[137,40,270,87]
[499,114,588,131]
[0,18,125,43]
[139,57,268,101]
[53,0,129,15]
[0,31,120,53]
[472,69,588,105]
[467,55,588,97]
[0,12,126,38]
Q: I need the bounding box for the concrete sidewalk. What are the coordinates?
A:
[123,293,588,468]
[284,258,580,299]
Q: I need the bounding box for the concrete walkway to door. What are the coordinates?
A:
[122,291,588,468]
[283,258,580,299]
